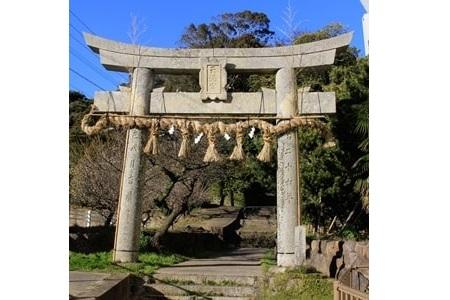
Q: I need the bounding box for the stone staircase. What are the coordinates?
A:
[135,248,266,300]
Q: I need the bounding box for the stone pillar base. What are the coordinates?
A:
[277,253,296,267]
[113,249,139,263]
[294,225,306,266]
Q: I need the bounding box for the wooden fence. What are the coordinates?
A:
[334,281,368,300]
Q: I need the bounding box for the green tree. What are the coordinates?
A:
[167,10,276,93]
[291,24,368,236]
[329,57,369,213]
[180,10,274,48]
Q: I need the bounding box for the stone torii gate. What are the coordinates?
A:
[82,32,352,267]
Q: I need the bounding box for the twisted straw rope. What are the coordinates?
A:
[81,105,329,162]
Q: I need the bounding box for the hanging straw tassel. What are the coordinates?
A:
[257,124,274,162]
[144,119,160,155]
[177,120,191,158]
[203,123,221,162]
[217,121,226,134]
[229,122,245,161]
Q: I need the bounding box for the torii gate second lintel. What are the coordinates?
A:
[82,32,352,266]
[84,32,352,103]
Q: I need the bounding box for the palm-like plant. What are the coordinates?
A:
[352,99,369,211]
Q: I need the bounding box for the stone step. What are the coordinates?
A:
[153,273,258,286]
[143,295,253,300]
[145,283,256,297]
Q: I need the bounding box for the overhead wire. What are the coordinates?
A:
[70,67,107,91]
[69,19,129,91]
[70,33,128,83]
[70,47,119,86]
[69,10,95,34]
[69,11,129,85]
[69,23,85,37]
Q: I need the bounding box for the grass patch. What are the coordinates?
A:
[69,251,187,276]
[261,248,277,272]
[161,278,196,286]
[259,266,333,300]
[202,279,244,287]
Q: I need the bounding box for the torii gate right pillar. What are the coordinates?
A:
[276,67,301,267]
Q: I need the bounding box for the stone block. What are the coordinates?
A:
[311,240,320,253]
[299,91,336,114]
[319,240,327,254]
[70,272,130,300]
[346,251,358,266]
[355,242,369,259]
[325,240,341,256]
[294,225,306,266]
[343,240,356,256]
[311,253,329,275]
[336,257,344,270]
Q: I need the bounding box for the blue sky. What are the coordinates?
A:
[69,0,366,98]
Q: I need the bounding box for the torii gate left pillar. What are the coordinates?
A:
[113,68,153,262]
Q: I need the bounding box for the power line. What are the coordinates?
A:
[69,23,85,38]
[69,18,129,87]
[69,10,95,34]
[69,33,129,84]
[70,32,91,51]
[70,67,106,91]
[70,47,119,86]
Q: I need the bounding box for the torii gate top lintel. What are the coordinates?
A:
[83,32,352,111]
[83,32,353,73]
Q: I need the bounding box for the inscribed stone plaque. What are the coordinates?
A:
[207,65,221,93]
[200,58,227,101]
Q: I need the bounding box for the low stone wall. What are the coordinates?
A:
[239,206,277,248]
[306,239,369,292]
[70,207,107,227]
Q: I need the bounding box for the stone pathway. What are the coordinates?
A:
[136,248,267,300]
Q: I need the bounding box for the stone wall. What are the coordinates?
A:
[306,239,369,292]
[70,207,107,227]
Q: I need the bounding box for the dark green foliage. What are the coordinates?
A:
[294,23,359,90]
[299,127,353,230]
[155,74,200,92]
[180,10,274,49]
[292,26,369,234]
[139,232,152,252]
[170,11,275,93]
[69,90,91,138]
[329,58,369,211]
[69,90,93,185]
